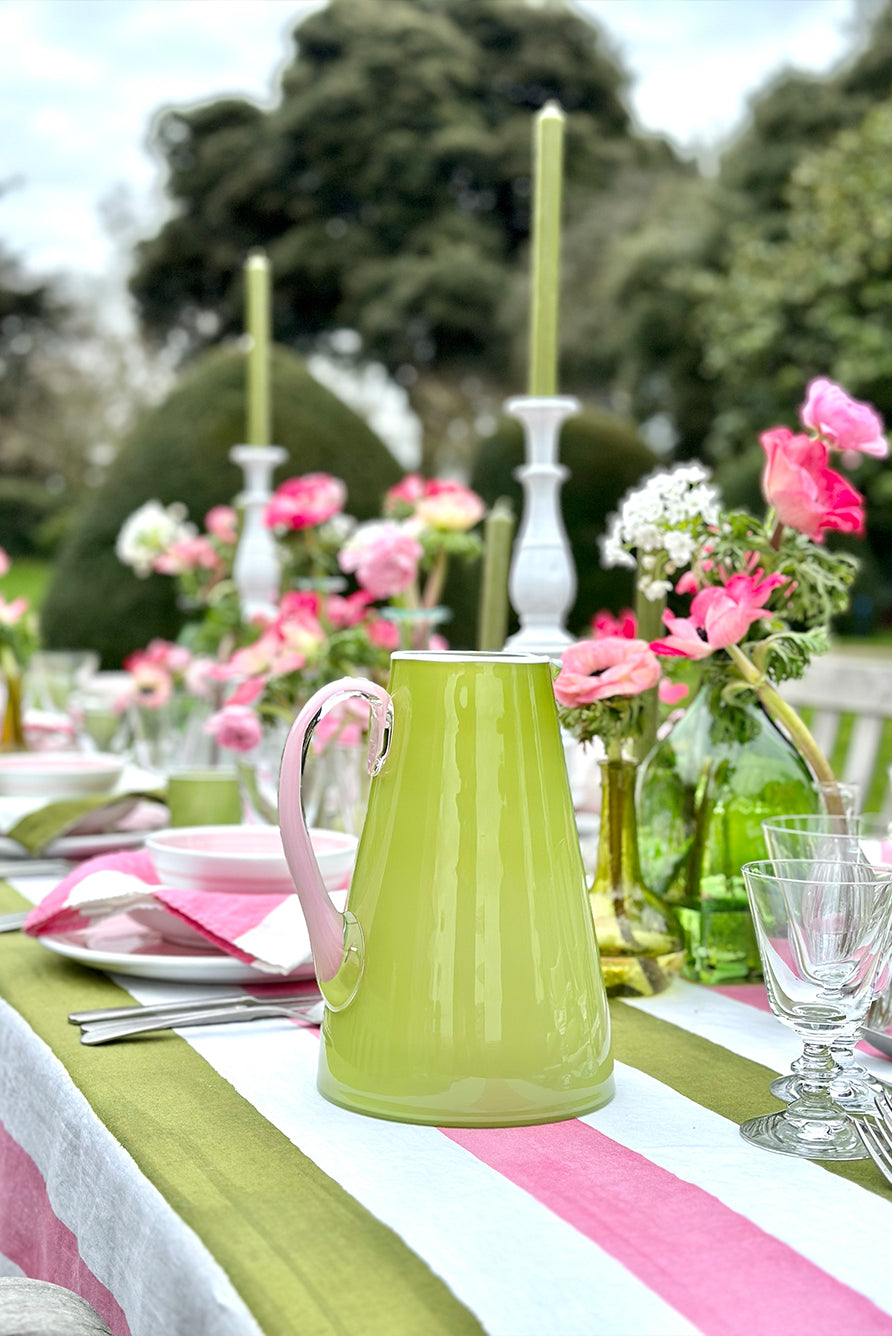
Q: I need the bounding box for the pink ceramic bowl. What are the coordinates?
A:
[145,823,357,895]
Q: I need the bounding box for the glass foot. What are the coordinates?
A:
[740,1109,867,1161]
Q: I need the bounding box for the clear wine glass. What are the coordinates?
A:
[740,857,892,1161]
[760,815,887,1099]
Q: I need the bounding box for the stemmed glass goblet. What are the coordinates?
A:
[740,856,892,1161]
[761,814,888,1099]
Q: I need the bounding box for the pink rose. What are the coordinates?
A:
[0,548,9,578]
[338,521,423,599]
[553,637,661,708]
[205,505,239,543]
[264,473,347,530]
[800,378,887,459]
[415,480,486,532]
[204,704,264,753]
[760,428,865,543]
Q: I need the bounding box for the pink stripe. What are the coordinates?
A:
[0,1116,130,1336]
[714,983,773,1012]
[443,1120,892,1336]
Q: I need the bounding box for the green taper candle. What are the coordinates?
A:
[527,101,565,397]
[245,251,271,446]
[477,497,516,650]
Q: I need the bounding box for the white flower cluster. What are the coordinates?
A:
[599,463,721,601]
[115,500,195,578]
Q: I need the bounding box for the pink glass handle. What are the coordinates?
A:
[278,677,392,991]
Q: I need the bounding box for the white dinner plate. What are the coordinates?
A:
[38,912,315,984]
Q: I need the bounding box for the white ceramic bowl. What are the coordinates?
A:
[145,823,358,896]
[0,750,124,798]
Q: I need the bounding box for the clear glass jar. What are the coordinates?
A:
[636,680,820,984]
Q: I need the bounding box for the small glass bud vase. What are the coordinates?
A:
[0,668,26,752]
[590,752,684,997]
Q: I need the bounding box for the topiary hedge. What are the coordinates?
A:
[40,344,401,665]
[444,406,658,647]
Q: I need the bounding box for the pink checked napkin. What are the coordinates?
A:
[23,850,318,974]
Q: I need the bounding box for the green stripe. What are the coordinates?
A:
[611,997,892,1200]
[0,885,482,1336]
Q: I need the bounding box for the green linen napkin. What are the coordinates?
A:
[5,788,168,854]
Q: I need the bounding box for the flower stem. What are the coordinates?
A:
[725,642,837,793]
[422,547,448,610]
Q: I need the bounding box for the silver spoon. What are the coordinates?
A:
[79,999,326,1044]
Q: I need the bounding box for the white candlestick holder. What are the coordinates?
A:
[230,443,287,620]
[503,395,579,657]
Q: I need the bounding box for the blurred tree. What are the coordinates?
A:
[129,0,679,468]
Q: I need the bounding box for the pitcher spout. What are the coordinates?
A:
[279,677,391,1009]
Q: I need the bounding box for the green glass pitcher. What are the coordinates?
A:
[278,651,614,1127]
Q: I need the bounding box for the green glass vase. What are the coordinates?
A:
[590,757,684,998]
[636,680,820,984]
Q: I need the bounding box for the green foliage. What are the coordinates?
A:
[39,344,401,666]
[0,478,69,556]
[454,406,657,641]
[128,0,679,459]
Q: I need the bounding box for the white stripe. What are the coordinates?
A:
[167,1016,700,1336]
[0,1254,26,1278]
[0,1000,262,1336]
[624,979,892,1084]
[588,1062,892,1314]
[233,895,312,972]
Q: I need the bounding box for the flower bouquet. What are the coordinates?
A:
[597,377,887,983]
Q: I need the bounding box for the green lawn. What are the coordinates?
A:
[1,558,54,611]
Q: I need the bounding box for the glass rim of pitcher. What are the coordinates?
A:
[390,650,552,664]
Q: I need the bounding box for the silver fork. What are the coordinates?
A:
[78,998,326,1045]
[833,1086,892,1185]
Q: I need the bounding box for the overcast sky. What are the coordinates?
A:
[0,0,867,296]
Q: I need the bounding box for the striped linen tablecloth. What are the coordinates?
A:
[2,877,892,1336]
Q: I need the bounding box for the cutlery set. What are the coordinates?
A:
[68,991,325,1045]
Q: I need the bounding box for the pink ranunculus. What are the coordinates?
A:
[0,548,10,578]
[383,473,426,516]
[760,427,865,543]
[204,704,264,753]
[276,590,323,621]
[153,535,222,576]
[338,521,423,599]
[591,608,637,639]
[800,378,888,459]
[276,608,327,662]
[264,473,347,531]
[205,505,239,543]
[366,617,401,651]
[414,480,486,532]
[553,637,662,708]
[652,572,786,660]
